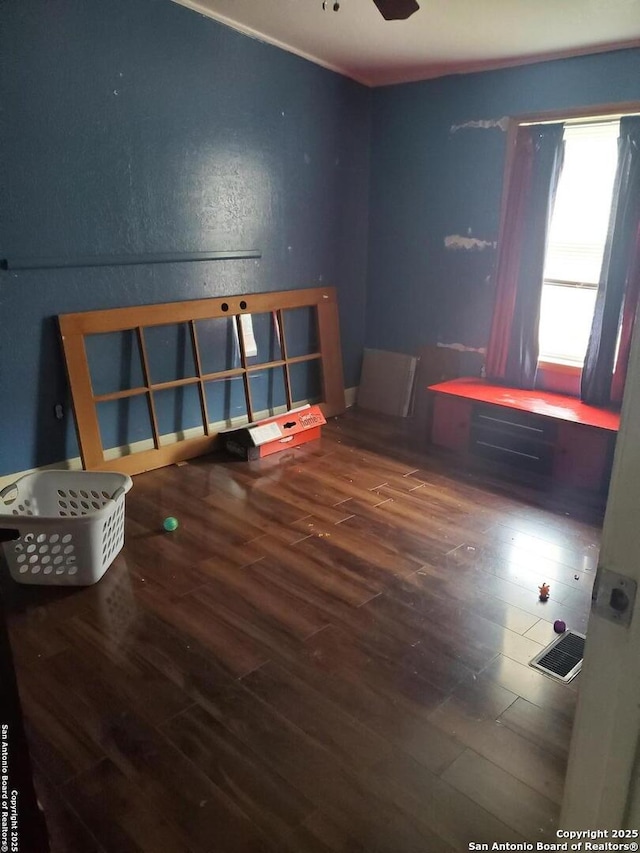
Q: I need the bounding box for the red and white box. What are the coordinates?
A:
[220,404,326,460]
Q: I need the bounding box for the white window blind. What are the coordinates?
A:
[543,121,619,286]
[538,120,619,366]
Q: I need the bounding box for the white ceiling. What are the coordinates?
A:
[174,0,640,86]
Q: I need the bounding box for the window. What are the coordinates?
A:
[538,120,619,367]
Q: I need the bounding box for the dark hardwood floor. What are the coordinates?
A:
[2,409,602,852]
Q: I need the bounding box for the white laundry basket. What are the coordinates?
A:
[0,470,133,586]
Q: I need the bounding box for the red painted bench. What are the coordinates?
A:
[428,378,619,493]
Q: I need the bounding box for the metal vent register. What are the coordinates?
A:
[529,631,585,682]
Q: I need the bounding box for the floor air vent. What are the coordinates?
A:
[529,630,585,683]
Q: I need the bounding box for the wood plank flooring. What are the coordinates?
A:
[1,409,602,852]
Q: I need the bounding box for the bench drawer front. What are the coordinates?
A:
[470,405,556,475]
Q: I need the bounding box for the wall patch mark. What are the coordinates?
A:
[450,117,509,133]
[444,235,496,251]
[437,342,486,354]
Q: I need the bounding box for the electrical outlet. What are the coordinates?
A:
[592,566,637,628]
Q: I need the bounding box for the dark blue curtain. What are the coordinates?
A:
[582,116,640,406]
[504,123,565,388]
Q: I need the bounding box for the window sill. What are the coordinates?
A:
[537,359,582,396]
[538,359,582,376]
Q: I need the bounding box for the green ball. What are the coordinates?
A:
[163,516,179,532]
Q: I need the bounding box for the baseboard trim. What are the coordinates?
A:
[0,457,84,492]
[0,387,359,489]
[345,386,358,408]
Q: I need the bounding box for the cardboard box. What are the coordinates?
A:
[221,405,326,460]
[357,348,418,417]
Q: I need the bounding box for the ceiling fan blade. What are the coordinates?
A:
[371,0,420,20]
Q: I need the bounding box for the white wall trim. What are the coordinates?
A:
[344,385,358,408]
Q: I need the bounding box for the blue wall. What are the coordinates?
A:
[366,49,640,356]
[0,0,371,474]
[3,0,640,477]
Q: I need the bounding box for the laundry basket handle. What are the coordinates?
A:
[0,482,18,503]
[108,476,133,504]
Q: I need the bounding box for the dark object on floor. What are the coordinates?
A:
[0,528,19,543]
[530,631,586,682]
[539,583,550,601]
[554,620,567,634]
[372,0,420,19]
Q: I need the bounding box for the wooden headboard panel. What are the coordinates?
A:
[59,287,345,475]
